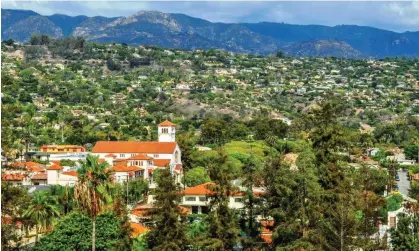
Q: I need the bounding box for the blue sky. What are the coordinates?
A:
[2,1,419,32]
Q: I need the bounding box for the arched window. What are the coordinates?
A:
[175,151,179,163]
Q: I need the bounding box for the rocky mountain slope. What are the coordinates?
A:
[2,8,419,58]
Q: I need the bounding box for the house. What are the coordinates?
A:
[367,148,380,156]
[387,155,417,165]
[31,173,48,185]
[1,174,27,186]
[92,120,183,183]
[180,182,247,214]
[46,164,78,186]
[40,145,85,153]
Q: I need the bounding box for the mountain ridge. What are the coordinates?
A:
[2,8,419,58]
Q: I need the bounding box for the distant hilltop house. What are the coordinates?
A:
[91,120,183,184]
[40,145,86,154]
[386,155,417,166]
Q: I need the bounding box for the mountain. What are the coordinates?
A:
[2,8,419,58]
[283,39,362,58]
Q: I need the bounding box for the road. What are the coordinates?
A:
[397,170,410,196]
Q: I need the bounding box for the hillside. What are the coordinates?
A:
[2,8,419,58]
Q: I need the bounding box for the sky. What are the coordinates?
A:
[2,1,419,32]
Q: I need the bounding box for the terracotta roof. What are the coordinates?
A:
[260,221,274,244]
[153,159,171,167]
[10,161,44,169]
[47,164,63,170]
[130,222,149,238]
[127,154,153,160]
[28,166,45,173]
[183,182,215,195]
[31,173,47,180]
[158,120,176,127]
[105,153,117,158]
[62,171,78,177]
[2,174,25,181]
[92,141,177,154]
[110,165,144,172]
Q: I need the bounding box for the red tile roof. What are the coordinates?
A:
[158,120,176,127]
[28,166,45,173]
[10,161,44,169]
[92,141,177,154]
[2,174,25,181]
[130,222,149,238]
[105,153,117,158]
[62,171,78,177]
[47,164,63,170]
[127,154,153,160]
[110,165,144,172]
[153,159,171,167]
[183,182,215,195]
[31,173,47,180]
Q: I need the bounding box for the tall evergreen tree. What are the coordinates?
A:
[146,168,189,250]
[200,149,239,250]
[263,154,320,250]
[240,154,263,249]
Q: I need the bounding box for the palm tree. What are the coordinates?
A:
[74,154,113,251]
[23,191,60,243]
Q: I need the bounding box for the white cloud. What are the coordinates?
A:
[380,1,419,29]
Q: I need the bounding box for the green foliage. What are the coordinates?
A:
[146,168,189,250]
[59,159,77,167]
[185,166,210,187]
[404,145,419,162]
[33,211,131,251]
[386,194,403,212]
[390,213,419,250]
[202,149,240,250]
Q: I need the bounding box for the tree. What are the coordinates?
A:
[146,168,189,250]
[176,131,197,170]
[33,212,132,251]
[49,185,75,215]
[200,149,239,250]
[263,154,320,250]
[185,167,210,187]
[316,180,360,251]
[1,183,31,250]
[305,96,349,190]
[390,212,419,250]
[240,155,263,249]
[404,145,419,162]
[23,191,60,243]
[74,154,113,251]
[200,118,228,145]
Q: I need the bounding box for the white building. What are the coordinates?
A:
[180,182,251,214]
[91,120,183,184]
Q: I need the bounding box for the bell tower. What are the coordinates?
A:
[158,120,176,142]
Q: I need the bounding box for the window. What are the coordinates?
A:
[120,154,125,158]
[162,128,168,133]
[199,197,207,202]
[131,154,136,157]
[234,198,243,203]
[390,217,396,228]
[175,151,179,163]
[185,197,196,202]
[154,154,159,158]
